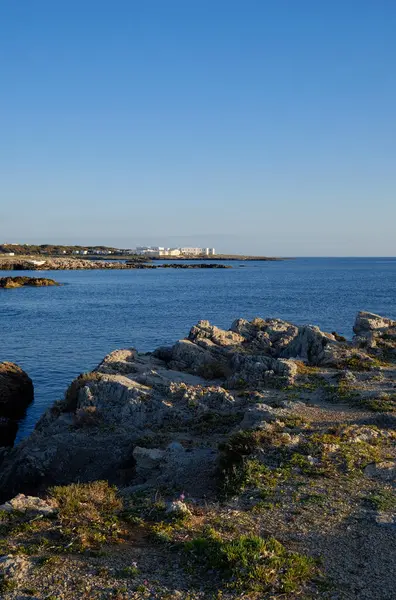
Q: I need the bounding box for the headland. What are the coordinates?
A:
[0,311,394,599]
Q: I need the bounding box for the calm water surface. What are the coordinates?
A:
[1,257,395,440]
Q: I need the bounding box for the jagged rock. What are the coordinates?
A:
[97,348,138,375]
[0,493,57,516]
[238,403,282,429]
[353,311,396,360]
[354,312,396,334]
[0,312,394,503]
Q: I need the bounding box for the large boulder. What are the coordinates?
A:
[0,362,33,446]
[354,311,396,335]
[353,312,396,360]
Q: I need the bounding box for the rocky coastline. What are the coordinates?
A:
[0,311,395,599]
[0,257,231,271]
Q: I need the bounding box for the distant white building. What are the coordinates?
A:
[133,245,215,257]
[180,247,216,256]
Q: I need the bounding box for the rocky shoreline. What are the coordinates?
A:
[0,311,395,599]
[0,257,231,271]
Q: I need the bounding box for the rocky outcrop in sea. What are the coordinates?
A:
[0,276,59,288]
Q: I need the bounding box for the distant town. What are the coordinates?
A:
[0,243,216,258]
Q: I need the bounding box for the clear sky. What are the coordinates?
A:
[0,1,395,255]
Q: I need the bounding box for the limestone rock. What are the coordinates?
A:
[375,512,396,529]
[166,500,191,516]
[133,447,165,471]
[0,554,31,584]
[353,312,396,360]
[0,493,57,516]
[354,312,396,334]
[1,311,394,503]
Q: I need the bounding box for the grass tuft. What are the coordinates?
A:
[185,530,316,594]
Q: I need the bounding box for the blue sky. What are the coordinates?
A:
[0,0,395,255]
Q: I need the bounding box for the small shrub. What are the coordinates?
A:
[185,530,316,594]
[364,394,396,413]
[118,564,139,578]
[294,361,320,376]
[50,481,122,551]
[366,489,396,512]
[340,354,382,372]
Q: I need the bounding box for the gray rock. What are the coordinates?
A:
[165,500,191,516]
[354,312,396,335]
[0,493,57,516]
[375,512,396,529]
[133,447,165,471]
[0,554,30,584]
[364,461,396,484]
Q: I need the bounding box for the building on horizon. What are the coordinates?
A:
[134,246,216,257]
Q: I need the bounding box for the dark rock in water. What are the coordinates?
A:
[0,276,59,288]
[0,418,18,447]
[0,362,34,446]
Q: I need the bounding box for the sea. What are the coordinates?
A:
[1,257,396,441]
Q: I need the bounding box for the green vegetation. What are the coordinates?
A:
[185,529,316,594]
[50,481,123,551]
[339,354,385,371]
[365,489,396,512]
[219,421,391,499]
[363,393,396,413]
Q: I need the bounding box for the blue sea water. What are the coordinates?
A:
[1,257,396,441]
